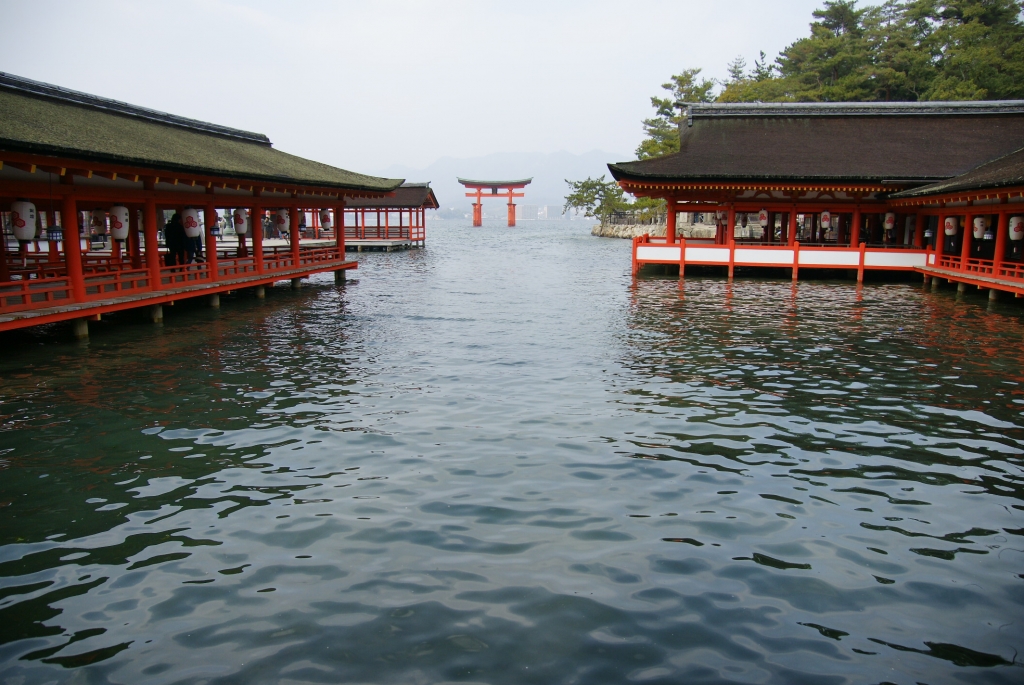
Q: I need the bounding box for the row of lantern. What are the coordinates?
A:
[744,208,1024,241]
[228,208,335,235]
[8,201,338,242]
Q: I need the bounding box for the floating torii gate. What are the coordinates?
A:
[458,178,532,227]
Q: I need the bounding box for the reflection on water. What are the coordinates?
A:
[1,221,1022,684]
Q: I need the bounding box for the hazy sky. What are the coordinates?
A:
[2,1,845,174]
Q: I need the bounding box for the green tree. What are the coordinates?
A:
[718,0,1024,102]
[635,69,716,160]
[922,0,1024,100]
[563,176,628,221]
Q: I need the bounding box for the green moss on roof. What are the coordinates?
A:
[0,89,402,193]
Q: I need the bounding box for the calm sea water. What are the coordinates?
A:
[1,220,1022,685]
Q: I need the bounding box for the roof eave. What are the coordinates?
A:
[0,139,403,194]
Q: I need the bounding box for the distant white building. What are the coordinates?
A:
[515,205,539,221]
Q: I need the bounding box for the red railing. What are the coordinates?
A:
[84,269,151,299]
[0,276,73,313]
[1,245,349,315]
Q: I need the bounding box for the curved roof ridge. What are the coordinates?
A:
[0,71,271,145]
[678,100,1024,119]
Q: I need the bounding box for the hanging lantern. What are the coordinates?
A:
[820,211,832,229]
[944,216,959,236]
[319,209,332,230]
[1009,216,1023,241]
[276,209,289,232]
[109,205,130,241]
[758,209,769,228]
[182,208,202,238]
[971,216,985,240]
[232,208,249,235]
[883,212,896,231]
[10,200,37,241]
[91,209,107,235]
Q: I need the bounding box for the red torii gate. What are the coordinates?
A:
[458,178,532,227]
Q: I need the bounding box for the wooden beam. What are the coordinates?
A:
[6,161,36,174]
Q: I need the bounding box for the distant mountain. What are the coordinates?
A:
[374,150,629,210]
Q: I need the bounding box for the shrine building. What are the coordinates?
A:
[610,101,1024,297]
[0,72,403,337]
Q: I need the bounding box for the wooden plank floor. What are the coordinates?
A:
[0,261,357,330]
[918,265,1024,296]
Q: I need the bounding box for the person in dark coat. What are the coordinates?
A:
[164,213,187,267]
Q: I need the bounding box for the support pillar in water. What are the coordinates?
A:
[255,285,265,299]
[149,304,163,322]
[72,318,88,339]
[957,282,968,293]
[989,288,999,301]
[334,269,346,284]
[291,278,301,289]
[931,278,940,290]
[209,294,220,308]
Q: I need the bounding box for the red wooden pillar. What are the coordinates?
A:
[204,204,219,281]
[385,208,390,238]
[335,202,346,260]
[726,205,735,244]
[993,211,1009,268]
[666,201,676,243]
[913,212,925,249]
[61,195,86,301]
[473,189,482,227]
[290,205,300,265]
[788,211,797,247]
[935,214,947,262]
[507,188,516,227]
[143,198,161,290]
[252,204,264,273]
[960,213,973,270]
[850,208,861,247]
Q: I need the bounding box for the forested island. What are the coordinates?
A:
[566,0,1024,226]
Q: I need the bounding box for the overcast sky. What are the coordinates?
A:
[3,1,846,174]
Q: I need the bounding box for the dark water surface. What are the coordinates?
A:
[1,221,1023,684]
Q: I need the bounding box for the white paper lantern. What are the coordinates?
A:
[10,200,37,241]
[943,216,959,236]
[276,209,289,233]
[758,209,769,228]
[109,205,130,241]
[91,209,107,235]
[182,208,202,238]
[820,211,832,229]
[319,209,333,230]
[232,208,249,235]
[1009,216,1023,241]
[883,212,896,231]
[971,216,984,240]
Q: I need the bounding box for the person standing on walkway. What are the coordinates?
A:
[165,212,187,267]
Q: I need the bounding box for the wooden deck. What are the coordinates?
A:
[1,244,355,333]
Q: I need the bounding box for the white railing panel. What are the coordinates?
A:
[636,246,681,262]
[735,248,794,265]
[799,250,861,266]
[685,247,729,263]
[864,251,928,268]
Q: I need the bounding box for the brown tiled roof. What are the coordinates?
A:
[608,101,1024,185]
[890,146,1024,198]
[0,72,403,193]
[343,183,438,208]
